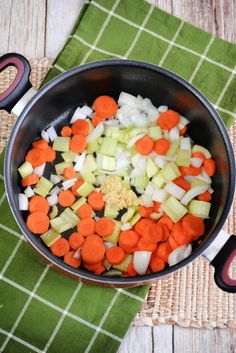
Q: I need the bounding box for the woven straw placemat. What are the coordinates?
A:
[0,59,235,329]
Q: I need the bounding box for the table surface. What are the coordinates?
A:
[0,1,236,352]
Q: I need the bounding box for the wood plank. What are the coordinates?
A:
[45,0,85,58]
[153,325,173,353]
[8,0,46,57]
[174,325,236,353]
[146,0,172,12]
[0,0,13,54]
[118,326,153,353]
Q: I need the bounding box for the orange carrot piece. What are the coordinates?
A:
[25,149,46,167]
[157,110,180,130]
[134,218,153,236]
[197,191,212,202]
[22,174,39,187]
[160,224,170,241]
[106,246,125,265]
[29,195,50,214]
[69,232,85,250]
[119,230,139,252]
[154,138,170,155]
[171,222,193,245]
[179,166,201,176]
[71,179,84,196]
[135,136,154,156]
[32,139,48,150]
[63,166,76,179]
[71,119,89,136]
[126,263,137,277]
[44,147,56,163]
[77,218,96,236]
[81,238,106,264]
[158,216,174,232]
[156,242,173,263]
[95,217,115,237]
[69,135,87,153]
[146,223,163,243]
[173,177,190,191]
[26,211,49,234]
[153,201,161,212]
[87,191,105,211]
[83,262,102,272]
[77,203,93,219]
[168,234,180,250]
[93,95,118,118]
[179,126,187,136]
[192,151,205,160]
[182,214,205,239]
[150,255,165,272]
[94,264,106,275]
[137,238,157,252]
[204,158,216,176]
[138,205,154,218]
[64,251,81,268]
[58,190,75,207]
[61,126,72,137]
[92,115,104,127]
[50,238,70,257]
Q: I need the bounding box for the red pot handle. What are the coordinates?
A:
[211,235,236,293]
[0,53,32,113]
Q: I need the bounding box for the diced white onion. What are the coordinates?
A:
[152,189,168,202]
[50,174,61,184]
[19,193,28,211]
[163,130,169,139]
[190,157,203,168]
[62,178,77,190]
[208,186,214,194]
[80,105,93,116]
[87,123,104,142]
[104,242,117,249]
[74,152,86,172]
[183,175,196,183]
[158,105,168,113]
[169,127,180,141]
[95,174,106,186]
[115,158,130,170]
[164,182,186,200]
[70,106,86,123]
[168,244,192,266]
[136,188,145,194]
[180,137,191,151]
[46,126,57,142]
[47,194,58,207]
[118,91,137,107]
[130,167,145,178]
[177,121,185,130]
[50,186,61,196]
[33,163,46,177]
[181,185,208,205]
[133,251,152,275]
[127,134,145,148]
[197,170,212,184]
[141,194,153,207]
[103,119,120,127]
[24,186,35,198]
[144,182,156,196]
[120,223,132,231]
[73,248,81,259]
[180,116,190,126]
[155,156,167,168]
[41,130,49,142]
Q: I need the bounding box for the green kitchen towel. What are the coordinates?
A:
[0,0,236,352]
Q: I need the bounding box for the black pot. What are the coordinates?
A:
[1,53,236,292]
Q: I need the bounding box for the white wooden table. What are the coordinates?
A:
[0,1,235,352]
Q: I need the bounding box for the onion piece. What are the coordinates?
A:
[118,92,137,107]
[19,193,28,211]
[120,223,132,231]
[181,185,208,205]
[47,194,58,207]
[80,105,93,116]
[190,157,203,168]
[208,186,214,194]
[34,163,46,177]
[24,186,35,198]
[74,152,86,172]
[104,242,117,249]
[164,182,186,200]
[41,130,49,142]
[46,126,57,142]
[180,116,190,126]
[168,244,192,266]
[62,178,77,190]
[87,123,104,142]
[133,251,152,275]
[144,182,155,196]
[70,106,86,123]
[152,189,168,202]
[127,134,145,148]
[50,174,61,184]
[50,186,61,196]
[169,127,180,141]
[197,169,212,184]
[73,248,81,259]
[154,156,167,168]
[180,137,191,151]
[163,130,169,139]
[141,194,153,207]
[158,105,168,113]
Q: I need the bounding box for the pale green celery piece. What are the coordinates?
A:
[134,176,149,189]
[150,212,163,221]
[83,155,97,172]
[87,140,99,154]
[104,205,119,219]
[161,196,188,223]
[97,153,116,171]
[49,205,58,219]
[34,177,53,197]
[192,145,211,159]
[176,150,191,167]
[128,127,148,137]
[40,229,61,247]
[18,161,33,178]
[111,128,127,143]
[104,126,113,137]
[130,213,142,226]
[61,151,77,163]
[87,118,93,133]
[97,137,103,144]
[80,170,96,184]
[50,216,73,233]
[103,220,121,243]
[55,162,73,175]
[113,254,133,272]
[148,126,162,141]
[100,137,117,157]
[188,200,211,217]
[122,179,131,190]
[103,270,122,276]
[71,197,87,212]
[60,207,79,226]
[121,207,137,223]
[147,158,158,178]
[160,162,181,182]
[103,258,112,271]
[130,145,137,155]
[167,140,180,157]
[190,179,209,188]
[76,182,94,197]
[152,172,166,188]
[53,137,70,152]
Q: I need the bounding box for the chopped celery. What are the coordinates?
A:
[86,118,93,133]
[190,179,209,188]
[188,200,211,218]
[103,258,112,271]
[55,162,73,175]
[103,220,121,243]
[40,228,61,247]
[96,153,116,171]
[82,155,97,172]
[104,205,119,219]
[87,140,99,154]
[167,140,179,157]
[161,196,188,223]
[176,150,191,167]
[103,270,122,276]
[104,126,112,137]
[97,137,103,144]
[18,161,33,178]
[152,172,166,188]
[160,162,181,182]
[50,216,73,233]
[94,168,128,177]
[76,182,94,197]
[192,145,211,159]
[61,151,77,162]
[113,254,133,272]
[60,207,79,226]
[80,170,96,184]
[150,212,163,221]
[146,158,158,178]
[111,128,128,143]
[130,145,137,155]
[121,207,137,223]
[134,176,149,189]
[71,197,86,212]
[34,177,53,197]
[128,127,148,137]
[49,205,58,219]
[53,137,70,152]
[148,126,162,141]
[130,213,142,226]
[100,137,117,157]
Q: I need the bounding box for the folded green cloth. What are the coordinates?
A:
[0,0,235,352]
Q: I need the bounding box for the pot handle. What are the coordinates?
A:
[0,53,32,113]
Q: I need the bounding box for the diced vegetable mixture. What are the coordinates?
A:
[18,92,215,276]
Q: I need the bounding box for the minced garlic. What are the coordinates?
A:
[99,175,140,210]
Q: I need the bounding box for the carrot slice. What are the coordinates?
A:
[156,242,173,263]
[25,149,46,167]
[69,232,85,250]
[29,195,50,214]
[77,218,96,236]
[150,255,165,272]
[26,211,49,234]
[95,217,115,237]
[182,214,205,239]
[71,120,89,136]
[153,201,161,212]
[63,166,76,179]
[204,158,216,176]
[64,251,81,268]
[88,191,105,211]
[93,95,118,118]
[22,174,39,187]
[134,218,153,236]
[44,147,56,163]
[77,203,93,219]
[71,179,84,196]
[173,177,190,191]
[126,263,137,277]
[171,222,193,245]
[70,135,87,153]
[197,191,212,202]
[61,126,72,137]
[158,216,174,232]
[119,230,139,252]
[92,115,104,127]
[179,126,187,136]
[32,139,48,150]
[58,190,75,207]
[157,110,180,130]
[139,206,154,218]
[81,238,106,264]
[135,136,154,156]
[94,264,106,275]
[168,234,180,250]
[106,246,125,265]
[160,224,170,241]
[154,138,170,155]
[179,166,201,176]
[50,238,70,257]
[83,262,102,272]
[137,238,157,252]
[146,223,163,243]
[192,151,205,160]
